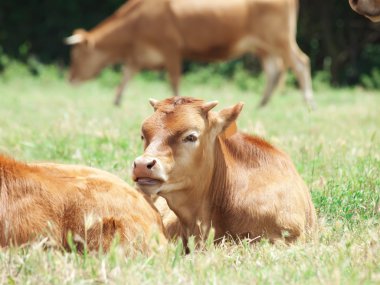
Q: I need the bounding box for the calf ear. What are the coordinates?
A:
[216,102,244,133]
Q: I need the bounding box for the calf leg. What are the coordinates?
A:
[278,71,287,96]
[165,55,182,96]
[114,66,137,106]
[286,45,316,110]
[258,55,285,108]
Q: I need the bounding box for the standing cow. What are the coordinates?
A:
[349,0,380,21]
[132,97,317,244]
[65,0,315,109]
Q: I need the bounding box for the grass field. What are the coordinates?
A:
[0,65,380,284]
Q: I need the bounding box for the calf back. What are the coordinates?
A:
[0,156,166,252]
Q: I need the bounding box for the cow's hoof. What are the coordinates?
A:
[257,101,268,109]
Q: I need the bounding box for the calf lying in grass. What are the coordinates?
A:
[0,154,166,253]
[133,97,317,244]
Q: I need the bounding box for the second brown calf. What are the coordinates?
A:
[0,155,166,253]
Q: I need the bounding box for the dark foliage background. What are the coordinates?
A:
[0,0,379,86]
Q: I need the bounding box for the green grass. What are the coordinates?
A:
[0,65,380,284]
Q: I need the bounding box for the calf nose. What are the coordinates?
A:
[134,156,157,171]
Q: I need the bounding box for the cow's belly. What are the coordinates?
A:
[230,37,270,57]
[182,36,267,62]
[134,45,165,68]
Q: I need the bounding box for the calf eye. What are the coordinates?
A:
[184,134,197,142]
[140,135,144,140]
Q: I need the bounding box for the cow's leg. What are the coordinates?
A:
[114,66,137,106]
[277,69,287,96]
[165,56,182,96]
[286,45,316,110]
[258,56,285,108]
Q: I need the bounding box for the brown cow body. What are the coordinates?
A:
[66,0,315,109]
[133,97,317,244]
[0,155,166,252]
[349,0,380,22]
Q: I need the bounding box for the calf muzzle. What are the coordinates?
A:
[132,156,165,191]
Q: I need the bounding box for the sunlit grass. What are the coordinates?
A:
[0,65,379,284]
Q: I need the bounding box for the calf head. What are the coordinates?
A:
[349,0,380,22]
[132,97,243,196]
[64,29,111,83]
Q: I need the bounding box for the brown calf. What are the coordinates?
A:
[0,155,166,252]
[132,97,317,244]
[65,0,315,109]
[349,0,380,21]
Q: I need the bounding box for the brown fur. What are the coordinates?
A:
[0,155,166,252]
[66,0,315,109]
[133,97,317,244]
[153,196,183,241]
[349,0,380,21]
